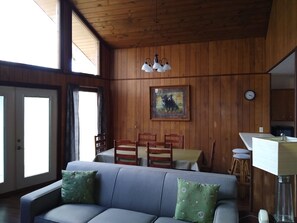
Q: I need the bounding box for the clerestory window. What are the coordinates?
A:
[0,0,60,69]
[72,12,100,75]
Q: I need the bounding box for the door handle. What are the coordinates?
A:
[17,139,22,150]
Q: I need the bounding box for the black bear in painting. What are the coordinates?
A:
[161,94,179,112]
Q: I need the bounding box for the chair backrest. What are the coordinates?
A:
[94,133,107,155]
[138,133,157,146]
[114,139,139,165]
[164,134,184,149]
[147,142,173,169]
[200,139,216,172]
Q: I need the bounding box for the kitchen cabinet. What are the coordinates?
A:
[271,89,295,121]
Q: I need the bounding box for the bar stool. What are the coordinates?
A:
[229,153,251,199]
[232,148,250,154]
[228,148,250,175]
[229,153,251,183]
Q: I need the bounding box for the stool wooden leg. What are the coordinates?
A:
[240,160,245,183]
[229,158,236,174]
[244,160,250,183]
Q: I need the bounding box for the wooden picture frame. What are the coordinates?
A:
[150,85,190,121]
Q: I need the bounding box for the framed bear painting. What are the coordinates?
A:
[150,85,190,121]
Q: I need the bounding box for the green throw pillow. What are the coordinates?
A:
[174,178,220,223]
[61,170,97,204]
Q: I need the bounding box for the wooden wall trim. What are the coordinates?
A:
[110,72,269,81]
[60,0,72,74]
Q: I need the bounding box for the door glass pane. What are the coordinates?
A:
[24,97,49,177]
[0,97,3,183]
[78,91,98,161]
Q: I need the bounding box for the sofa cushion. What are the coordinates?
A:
[88,208,157,223]
[34,204,106,223]
[174,178,220,223]
[61,170,97,204]
[111,167,166,215]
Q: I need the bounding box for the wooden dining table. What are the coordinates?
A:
[93,147,203,171]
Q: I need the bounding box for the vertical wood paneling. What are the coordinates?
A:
[199,43,210,75]
[114,37,265,80]
[254,75,263,131]
[220,76,232,168]
[266,0,297,71]
[208,41,221,74]
[230,76,239,148]
[100,43,111,78]
[212,76,222,167]
[200,77,210,151]
[189,78,198,148]
[111,37,271,212]
[249,78,256,131]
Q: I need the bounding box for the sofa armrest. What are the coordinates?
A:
[20,180,62,223]
[213,200,239,223]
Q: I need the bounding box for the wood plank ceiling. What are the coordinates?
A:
[70,0,272,49]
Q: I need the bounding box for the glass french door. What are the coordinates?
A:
[0,86,57,194]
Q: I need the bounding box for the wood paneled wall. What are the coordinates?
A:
[111,74,270,170]
[266,0,297,71]
[111,37,269,170]
[111,37,274,212]
[113,38,266,79]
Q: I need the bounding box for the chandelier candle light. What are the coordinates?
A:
[141,0,171,73]
[252,136,297,223]
[141,54,171,73]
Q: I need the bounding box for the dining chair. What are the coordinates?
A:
[147,142,173,169]
[200,139,216,172]
[164,134,184,149]
[94,133,107,155]
[114,139,139,165]
[138,132,157,146]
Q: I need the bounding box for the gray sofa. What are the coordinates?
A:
[20,161,239,223]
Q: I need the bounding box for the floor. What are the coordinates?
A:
[238,197,259,223]
[0,193,23,223]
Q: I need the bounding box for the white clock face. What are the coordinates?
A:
[245,90,255,100]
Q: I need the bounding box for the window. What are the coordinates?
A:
[0,0,59,68]
[72,13,100,75]
[78,91,98,161]
[66,87,104,163]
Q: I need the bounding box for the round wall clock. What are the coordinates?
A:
[244,90,256,101]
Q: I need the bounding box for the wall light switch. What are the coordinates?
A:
[259,127,263,133]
